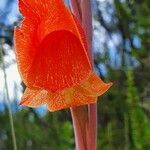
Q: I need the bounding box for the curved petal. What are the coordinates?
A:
[20,88,48,107]
[18,0,40,21]
[76,73,113,97]
[15,0,92,92]
[20,73,112,111]
[47,72,112,111]
[14,18,38,84]
[27,30,92,92]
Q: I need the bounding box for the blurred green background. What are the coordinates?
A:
[0,0,150,149]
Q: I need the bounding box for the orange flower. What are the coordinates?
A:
[14,0,112,111]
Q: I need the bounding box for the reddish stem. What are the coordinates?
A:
[70,0,97,150]
[70,0,82,22]
[81,1,97,149]
[80,0,93,63]
[71,106,88,150]
[87,103,97,150]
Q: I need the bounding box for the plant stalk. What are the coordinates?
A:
[70,0,97,150]
[80,1,97,149]
[0,40,17,150]
[71,106,88,150]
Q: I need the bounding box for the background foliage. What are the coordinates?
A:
[0,0,150,149]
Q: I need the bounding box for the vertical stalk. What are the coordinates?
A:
[81,0,97,149]
[70,1,90,149]
[80,0,93,61]
[71,106,88,150]
[70,0,82,22]
[70,0,97,150]
[0,40,17,150]
[88,103,97,150]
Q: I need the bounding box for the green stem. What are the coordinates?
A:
[0,41,17,150]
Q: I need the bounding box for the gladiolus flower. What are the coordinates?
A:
[14,0,112,111]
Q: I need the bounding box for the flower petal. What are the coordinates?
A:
[14,18,38,84]
[47,72,112,111]
[20,73,112,111]
[20,88,48,107]
[47,91,97,112]
[27,30,92,92]
[76,73,113,97]
[15,0,92,92]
